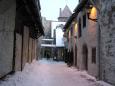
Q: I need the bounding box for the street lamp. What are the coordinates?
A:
[87,6,97,22]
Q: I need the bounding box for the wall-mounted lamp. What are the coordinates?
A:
[74,23,78,38]
[87,6,97,22]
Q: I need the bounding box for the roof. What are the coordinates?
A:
[22,0,44,37]
[59,5,72,18]
[63,0,88,30]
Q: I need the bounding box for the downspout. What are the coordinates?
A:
[12,2,17,73]
[12,26,16,73]
[97,10,101,80]
[96,18,101,79]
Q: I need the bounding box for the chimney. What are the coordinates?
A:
[59,8,62,17]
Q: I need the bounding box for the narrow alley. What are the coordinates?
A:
[0,59,111,86]
[0,0,115,86]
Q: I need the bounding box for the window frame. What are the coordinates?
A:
[83,14,86,28]
[92,47,96,64]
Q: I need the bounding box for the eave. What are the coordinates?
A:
[22,0,44,37]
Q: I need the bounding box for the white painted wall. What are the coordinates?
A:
[56,27,64,47]
[51,21,65,38]
[51,21,65,47]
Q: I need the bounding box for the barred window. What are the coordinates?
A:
[92,47,96,63]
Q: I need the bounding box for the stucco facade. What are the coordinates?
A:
[76,10,98,77]
[65,10,98,77]
[64,0,98,78]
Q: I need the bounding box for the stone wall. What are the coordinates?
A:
[22,26,29,69]
[28,37,32,63]
[42,17,51,38]
[15,27,38,70]
[32,38,36,60]
[37,36,42,59]
[0,0,41,78]
[96,0,115,85]
[0,0,16,77]
[15,33,22,71]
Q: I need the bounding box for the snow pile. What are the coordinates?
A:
[0,60,41,86]
[97,81,113,86]
[77,71,96,81]
[78,71,113,86]
[72,69,113,86]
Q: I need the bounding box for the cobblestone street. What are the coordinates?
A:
[0,59,111,86]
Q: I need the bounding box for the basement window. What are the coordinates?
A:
[92,47,96,63]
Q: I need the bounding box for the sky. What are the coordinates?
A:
[40,0,78,21]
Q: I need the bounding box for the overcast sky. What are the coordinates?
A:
[40,0,78,21]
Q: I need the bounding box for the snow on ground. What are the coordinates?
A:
[0,59,113,86]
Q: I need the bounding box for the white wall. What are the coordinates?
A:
[51,21,65,47]
[51,21,65,38]
[56,27,64,47]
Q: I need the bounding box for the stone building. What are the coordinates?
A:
[41,17,52,59]
[64,0,98,77]
[55,5,72,60]
[58,5,72,22]
[52,21,65,60]
[0,0,44,78]
[64,0,115,85]
[93,0,115,85]
[41,5,72,60]
[42,17,52,39]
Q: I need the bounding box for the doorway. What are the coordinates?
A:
[75,45,77,67]
[82,44,88,70]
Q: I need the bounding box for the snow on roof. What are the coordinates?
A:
[42,39,54,41]
[41,44,64,47]
[41,44,56,47]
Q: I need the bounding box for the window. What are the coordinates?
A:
[74,23,78,37]
[92,47,96,63]
[78,18,82,38]
[71,27,73,36]
[83,14,86,28]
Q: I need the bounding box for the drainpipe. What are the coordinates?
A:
[97,10,101,80]
[96,20,101,80]
[12,27,16,73]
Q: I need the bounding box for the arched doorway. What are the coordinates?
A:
[71,49,74,66]
[82,44,88,70]
[75,45,77,67]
